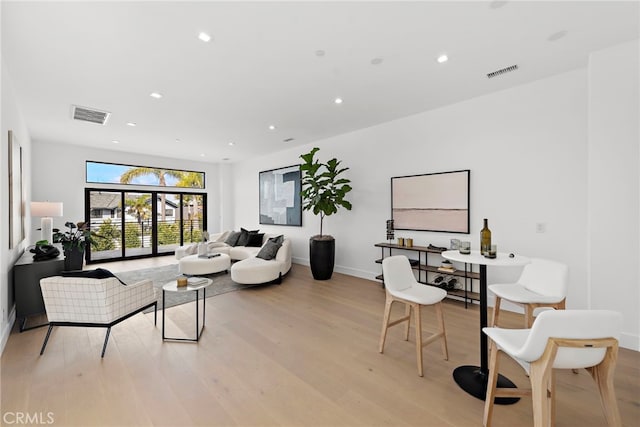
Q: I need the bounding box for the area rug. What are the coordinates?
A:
[115,264,259,312]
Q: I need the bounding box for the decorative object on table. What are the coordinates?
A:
[177,276,188,287]
[8,130,25,249]
[459,241,471,254]
[480,218,492,256]
[397,237,405,246]
[29,244,60,261]
[391,169,470,233]
[31,201,63,246]
[450,238,460,250]
[405,238,413,248]
[386,219,394,241]
[486,244,497,259]
[259,164,302,226]
[55,221,101,271]
[427,244,448,251]
[438,260,456,273]
[300,147,352,280]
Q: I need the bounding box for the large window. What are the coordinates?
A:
[86,161,205,189]
[86,189,206,262]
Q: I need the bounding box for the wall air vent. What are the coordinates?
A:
[487,64,519,79]
[283,138,295,142]
[71,105,111,125]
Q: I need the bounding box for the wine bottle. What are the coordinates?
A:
[480,218,492,256]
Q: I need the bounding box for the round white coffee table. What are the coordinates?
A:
[179,253,231,275]
[162,278,213,342]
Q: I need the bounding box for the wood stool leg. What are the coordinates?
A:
[483,341,500,427]
[379,294,393,353]
[435,302,448,360]
[491,297,502,327]
[404,303,411,341]
[414,303,423,377]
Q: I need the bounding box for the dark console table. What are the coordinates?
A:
[13,246,65,331]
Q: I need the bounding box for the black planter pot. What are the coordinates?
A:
[309,237,335,280]
[64,247,85,271]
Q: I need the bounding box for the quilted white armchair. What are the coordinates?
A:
[40,276,158,357]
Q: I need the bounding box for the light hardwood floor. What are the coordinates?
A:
[2,261,639,426]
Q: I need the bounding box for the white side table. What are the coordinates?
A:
[442,250,530,404]
[162,278,213,342]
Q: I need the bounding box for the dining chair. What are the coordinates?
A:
[483,309,622,427]
[379,255,448,376]
[489,258,568,328]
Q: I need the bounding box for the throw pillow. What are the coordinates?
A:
[61,268,128,286]
[246,233,265,247]
[225,231,241,246]
[215,230,230,242]
[268,235,284,245]
[256,240,282,260]
[236,228,259,247]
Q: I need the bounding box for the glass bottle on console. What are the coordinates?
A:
[480,218,492,256]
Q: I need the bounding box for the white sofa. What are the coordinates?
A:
[175,231,262,261]
[175,231,292,285]
[231,238,292,285]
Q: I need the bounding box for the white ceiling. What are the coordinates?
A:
[2,1,638,163]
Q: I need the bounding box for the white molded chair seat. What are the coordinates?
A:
[379,255,448,377]
[483,309,622,427]
[489,258,568,328]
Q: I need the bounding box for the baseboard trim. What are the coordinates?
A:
[0,306,16,356]
[292,258,378,282]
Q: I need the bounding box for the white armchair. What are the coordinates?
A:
[40,276,158,357]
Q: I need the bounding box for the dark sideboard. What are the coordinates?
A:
[13,246,65,331]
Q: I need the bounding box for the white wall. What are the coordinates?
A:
[1,59,33,352]
[232,41,640,350]
[587,40,639,350]
[31,142,223,240]
[233,69,589,304]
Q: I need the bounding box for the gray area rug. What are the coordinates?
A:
[115,264,259,312]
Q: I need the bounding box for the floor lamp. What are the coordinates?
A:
[31,201,63,244]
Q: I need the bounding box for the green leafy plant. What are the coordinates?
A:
[300,147,353,237]
[55,221,100,253]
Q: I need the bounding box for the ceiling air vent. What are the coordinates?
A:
[283,137,295,143]
[71,105,111,125]
[487,64,518,79]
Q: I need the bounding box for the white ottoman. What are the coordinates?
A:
[179,254,231,275]
[231,257,282,284]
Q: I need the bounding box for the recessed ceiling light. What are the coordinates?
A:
[283,138,295,143]
[315,50,326,57]
[175,139,181,143]
[200,153,205,157]
[437,54,448,63]
[126,122,136,127]
[150,92,163,99]
[228,142,234,146]
[198,32,211,42]
[268,125,276,130]
[490,0,508,9]
[371,57,383,65]
[334,98,343,104]
[548,30,568,42]
[112,140,119,144]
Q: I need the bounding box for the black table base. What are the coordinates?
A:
[453,365,519,405]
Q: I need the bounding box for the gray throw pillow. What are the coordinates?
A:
[256,238,283,260]
[236,227,259,246]
[225,231,241,246]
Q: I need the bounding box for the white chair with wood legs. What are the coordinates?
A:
[379,255,448,377]
[483,310,622,427]
[489,258,568,328]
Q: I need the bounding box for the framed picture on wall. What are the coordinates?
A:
[8,130,25,248]
[259,165,302,226]
[391,169,470,234]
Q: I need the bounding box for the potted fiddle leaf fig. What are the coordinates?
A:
[300,147,352,280]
